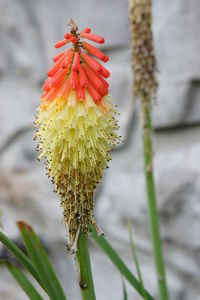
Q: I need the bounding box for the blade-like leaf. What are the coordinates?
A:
[127,219,147,299]
[1,260,43,300]
[122,279,128,300]
[0,231,45,290]
[17,221,66,300]
[89,225,154,300]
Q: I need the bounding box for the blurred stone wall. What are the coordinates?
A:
[0,0,200,299]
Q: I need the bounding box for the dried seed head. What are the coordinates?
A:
[129,0,157,100]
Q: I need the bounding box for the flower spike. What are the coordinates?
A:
[35,19,120,251]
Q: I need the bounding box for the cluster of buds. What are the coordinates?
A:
[41,19,110,110]
[35,20,120,252]
[128,0,157,100]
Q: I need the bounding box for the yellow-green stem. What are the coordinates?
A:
[141,99,168,300]
[75,231,96,300]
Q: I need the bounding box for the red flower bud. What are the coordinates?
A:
[80,32,104,44]
[52,51,66,62]
[70,71,78,89]
[82,42,108,62]
[58,78,71,99]
[87,81,102,103]
[62,49,74,68]
[72,52,80,71]
[54,39,67,48]
[50,68,68,89]
[78,65,88,88]
[82,64,104,92]
[47,54,66,77]
[80,28,91,33]
[81,52,102,72]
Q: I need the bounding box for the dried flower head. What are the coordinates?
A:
[129,0,157,99]
[34,19,119,252]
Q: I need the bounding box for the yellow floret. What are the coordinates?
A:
[35,91,119,249]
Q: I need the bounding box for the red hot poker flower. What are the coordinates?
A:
[35,20,120,251]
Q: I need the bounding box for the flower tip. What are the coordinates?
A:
[97,37,105,44]
[102,55,109,62]
[81,27,91,33]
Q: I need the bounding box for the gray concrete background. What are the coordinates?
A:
[0,0,200,299]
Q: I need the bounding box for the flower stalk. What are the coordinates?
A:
[141,98,168,300]
[75,230,96,300]
[128,0,169,299]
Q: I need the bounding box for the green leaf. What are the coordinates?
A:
[89,225,154,300]
[1,260,43,300]
[0,231,44,290]
[122,279,128,300]
[17,221,66,300]
[127,219,147,299]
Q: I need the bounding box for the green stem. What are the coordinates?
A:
[75,230,96,300]
[140,99,168,300]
